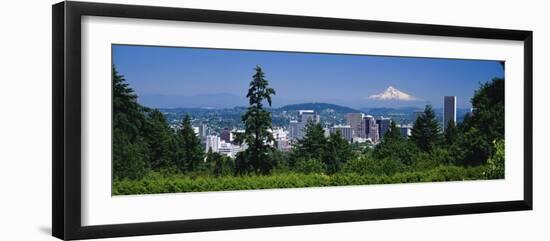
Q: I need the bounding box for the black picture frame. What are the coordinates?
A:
[52,1,533,240]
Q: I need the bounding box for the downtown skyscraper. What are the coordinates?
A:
[443,96,456,130]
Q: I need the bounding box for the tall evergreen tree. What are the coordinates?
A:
[383,121,403,143]
[323,130,354,174]
[112,66,149,180]
[451,78,505,166]
[373,119,418,165]
[234,66,276,175]
[444,120,458,146]
[143,109,175,170]
[410,105,442,152]
[291,121,327,164]
[467,78,505,143]
[176,115,204,173]
[113,66,147,141]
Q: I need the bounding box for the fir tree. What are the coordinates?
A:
[451,78,505,166]
[410,105,442,152]
[323,130,354,174]
[112,66,147,141]
[383,120,402,143]
[143,109,175,170]
[112,66,149,180]
[177,115,204,173]
[291,121,327,164]
[373,119,419,165]
[234,66,276,175]
[444,120,458,146]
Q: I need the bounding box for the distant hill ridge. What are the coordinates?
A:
[278,103,361,113]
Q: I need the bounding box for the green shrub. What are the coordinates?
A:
[342,155,405,176]
[485,139,505,179]
[294,159,327,174]
[112,165,488,195]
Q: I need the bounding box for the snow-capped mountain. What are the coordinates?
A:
[368,86,420,101]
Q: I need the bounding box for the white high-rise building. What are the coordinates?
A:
[270,127,291,152]
[444,96,457,130]
[198,124,208,138]
[271,127,287,140]
[205,135,220,153]
[192,126,200,136]
[330,125,353,142]
[218,140,234,157]
[289,120,300,139]
[346,113,365,138]
[369,123,380,143]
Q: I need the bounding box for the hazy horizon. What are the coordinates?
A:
[113,44,504,109]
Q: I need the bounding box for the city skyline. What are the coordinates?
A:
[112,45,504,109]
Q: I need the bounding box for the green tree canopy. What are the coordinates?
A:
[323,130,354,174]
[410,105,442,152]
[486,139,505,179]
[176,115,204,173]
[465,78,505,143]
[143,109,177,170]
[291,121,327,164]
[383,120,403,143]
[444,120,458,146]
[234,66,277,175]
[112,66,149,180]
[113,66,147,141]
[451,78,505,166]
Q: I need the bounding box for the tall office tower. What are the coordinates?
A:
[363,115,374,138]
[329,125,354,143]
[289,120,300,139]
[369,122,380,143]
[443,96,457,131]
[346,113,365,138]
[289,110,321,140]
[299,110,320,124]
[205,135,220,153]
[198,123,208,138]
[363,115,379,143]
[376,117,391,139]
[220,128,232,143]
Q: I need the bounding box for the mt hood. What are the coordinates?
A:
[368,86,420,101]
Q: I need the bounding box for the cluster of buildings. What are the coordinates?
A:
[188,95,459,158]
[284,95,459,145]
[203,128,246,158]
[202,127,291,158]
[341,113,393,143]
[286,110,399,144]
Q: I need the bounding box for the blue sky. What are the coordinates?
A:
[112,45,504,109]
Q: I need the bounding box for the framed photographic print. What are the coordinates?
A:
[52,1,533,240]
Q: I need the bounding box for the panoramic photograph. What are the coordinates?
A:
[111,45,505,195]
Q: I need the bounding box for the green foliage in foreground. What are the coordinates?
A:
[485,139,505,179]
[113,165,490,195]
